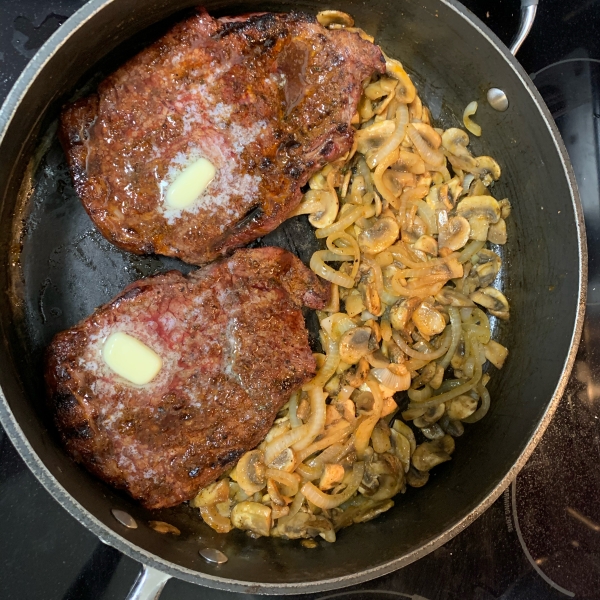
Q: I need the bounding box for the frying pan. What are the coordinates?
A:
[0,0,586,597]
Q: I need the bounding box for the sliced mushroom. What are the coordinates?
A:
[439,414,465,437]
[413,234,438,255]
[499,198,512,219]
[316,10,354,27]
[272,511,335,541]
[447,177,464,205]
[456,195,500,223]
[364,77,397,101]
[484,339,509,368]
[406,466,429,487]
[291,189,339,228]
[339,327,376,365]
[371,420,392,454]
[474,250,501,287]
[355,120,396,156]
[389,297,421,331]
[441,127,472,158]
[360,282,382,317]
[419,422,445,440]
[446,394,478,420]
[231,502,272,537]
[413,403,445,426]
[192,479,230,508]
[456,195,500,242]
[343,357,370,387]
[438,215,470,251]
[470,287,510,320]
[335,399,356,422]
[435,287,475,307]
[472,156,501,185]
[358,216,400,254]
[394,150,426,174]
[268,448,296,472]
[385,56,416,103]
[487,218,507,244]
[412,302,446,337]
[411,441,451,472]
[232,450,266,495]
[345,290,365,317]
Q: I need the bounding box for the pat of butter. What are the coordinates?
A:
[165,157,216,209]
[102,332,162,385]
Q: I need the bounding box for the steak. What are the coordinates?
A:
[45,247,329,509]
[59,9,385,265]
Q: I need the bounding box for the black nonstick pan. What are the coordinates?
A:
[0,0,586,597]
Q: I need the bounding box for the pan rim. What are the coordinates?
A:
[0,0,588,594]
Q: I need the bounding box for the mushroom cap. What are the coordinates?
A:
[438,215,470,251]
[358,216,400,254]
[456,195,501,223]
[339,326,374,365]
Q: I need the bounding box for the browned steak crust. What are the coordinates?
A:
[59,9,385,265]
[45,248,330,509]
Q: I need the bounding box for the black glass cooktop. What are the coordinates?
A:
[1,0,599,598]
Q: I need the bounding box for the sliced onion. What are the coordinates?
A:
[337,384,355,402]
[301,462,365,509]
[265,468,301,496]
[463,101,482,137]
[354,379,384,459]
[295,462,322,481]
[292,387,327,451]
[264,425,306,466]
[315,205,366,239]
[461,382,491,423]
[296,422,352,463]
[407,123,445,166]
[276,491,305,526]
[439,306,462,369]
[407,384,433,402]
[310,250,355,288]
[288,391,302,428]
[371,367,411,391]
[458,239,485,264]
[305,336,340,390]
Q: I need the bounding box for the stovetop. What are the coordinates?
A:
[1,1,599,598]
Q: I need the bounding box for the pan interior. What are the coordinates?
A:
[0,0,582,591]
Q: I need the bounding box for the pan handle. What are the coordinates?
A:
[509,0,539,55]
[126,565,171,600]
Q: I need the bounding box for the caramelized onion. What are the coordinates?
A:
[301,462,365,509]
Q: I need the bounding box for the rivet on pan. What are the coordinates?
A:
[199,548,228,564]
[111,508,138,529]
[487,88,509,112]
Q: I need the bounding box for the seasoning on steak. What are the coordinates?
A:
[45,247,330,509]
[59,9,385,265]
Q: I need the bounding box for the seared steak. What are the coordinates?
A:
[45,247,329,509]
[59,9,384,265]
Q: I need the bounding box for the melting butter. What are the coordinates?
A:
[102,332,162,385]
[165,157,216,209]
